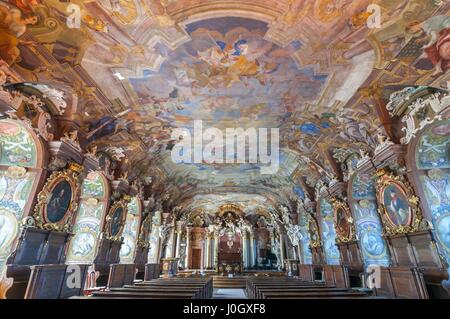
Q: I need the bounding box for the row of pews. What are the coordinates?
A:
[246,277,379,299]
[73,277,213,299]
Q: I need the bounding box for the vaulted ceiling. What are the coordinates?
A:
[1,0,448,215]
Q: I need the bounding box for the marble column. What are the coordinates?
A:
[242,233,248,269]
[205,234,211,269]
[175,224,183,258]
[213,233,219,270]
[279,234,285,269]
[185,227,192,269]
[167,225,176,258]
[250,233,256,268]
[200,238,205,271]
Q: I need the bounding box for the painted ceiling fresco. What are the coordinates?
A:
[0,0,449,212]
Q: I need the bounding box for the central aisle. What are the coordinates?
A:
[213,288,248,299]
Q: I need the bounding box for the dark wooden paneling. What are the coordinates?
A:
[333,265,349,288]
[107,264,136,288]
[144,263,160,281]
[323,265,335,285]
[409,232,444,268]
[376,267,395,298]
[375,266,429,299]
[390,267,428,299]
[24,264,88,299]
[388,235,415,266]
[94,238,110,265]
[60,264,89,298]
[108,241,123,265]
[338,244,351,265]
[39,232,70,264]
[348,242,363,266]
[8,228,48,265]
[298,264,313,282]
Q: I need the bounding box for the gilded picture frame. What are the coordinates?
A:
[104,198,129,241]
[33,164,82,232]
[375,169,423,235]
[331,197,356,243]
[308,214,321,248]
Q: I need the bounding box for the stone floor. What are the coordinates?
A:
[213,288,248,299]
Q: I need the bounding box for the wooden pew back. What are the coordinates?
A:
[24,264,88,299]
[107,264,136,289]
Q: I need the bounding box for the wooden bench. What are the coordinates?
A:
[24,264,89,299]
[247,276,373,299]
[144,263,160,281]
[74,277,213,299]
[107,264,136,289]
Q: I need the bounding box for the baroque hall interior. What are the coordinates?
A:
[0,0,449,300]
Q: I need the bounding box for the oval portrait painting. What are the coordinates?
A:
[45,180,73,223]
[336,207,350,238]
[382,183,412,227]
[110,207,124,237]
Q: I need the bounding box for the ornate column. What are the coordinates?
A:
[242,232,249,269]
[250,233,256,268]
[200,237,205,271]
[213,232,219,270]
[185,227,192,269]
[279,233,286,269]
[166,223,176,258]
[175,222,183,258]
[205,234,211,269]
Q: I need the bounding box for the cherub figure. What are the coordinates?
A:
[0,5,38,65]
